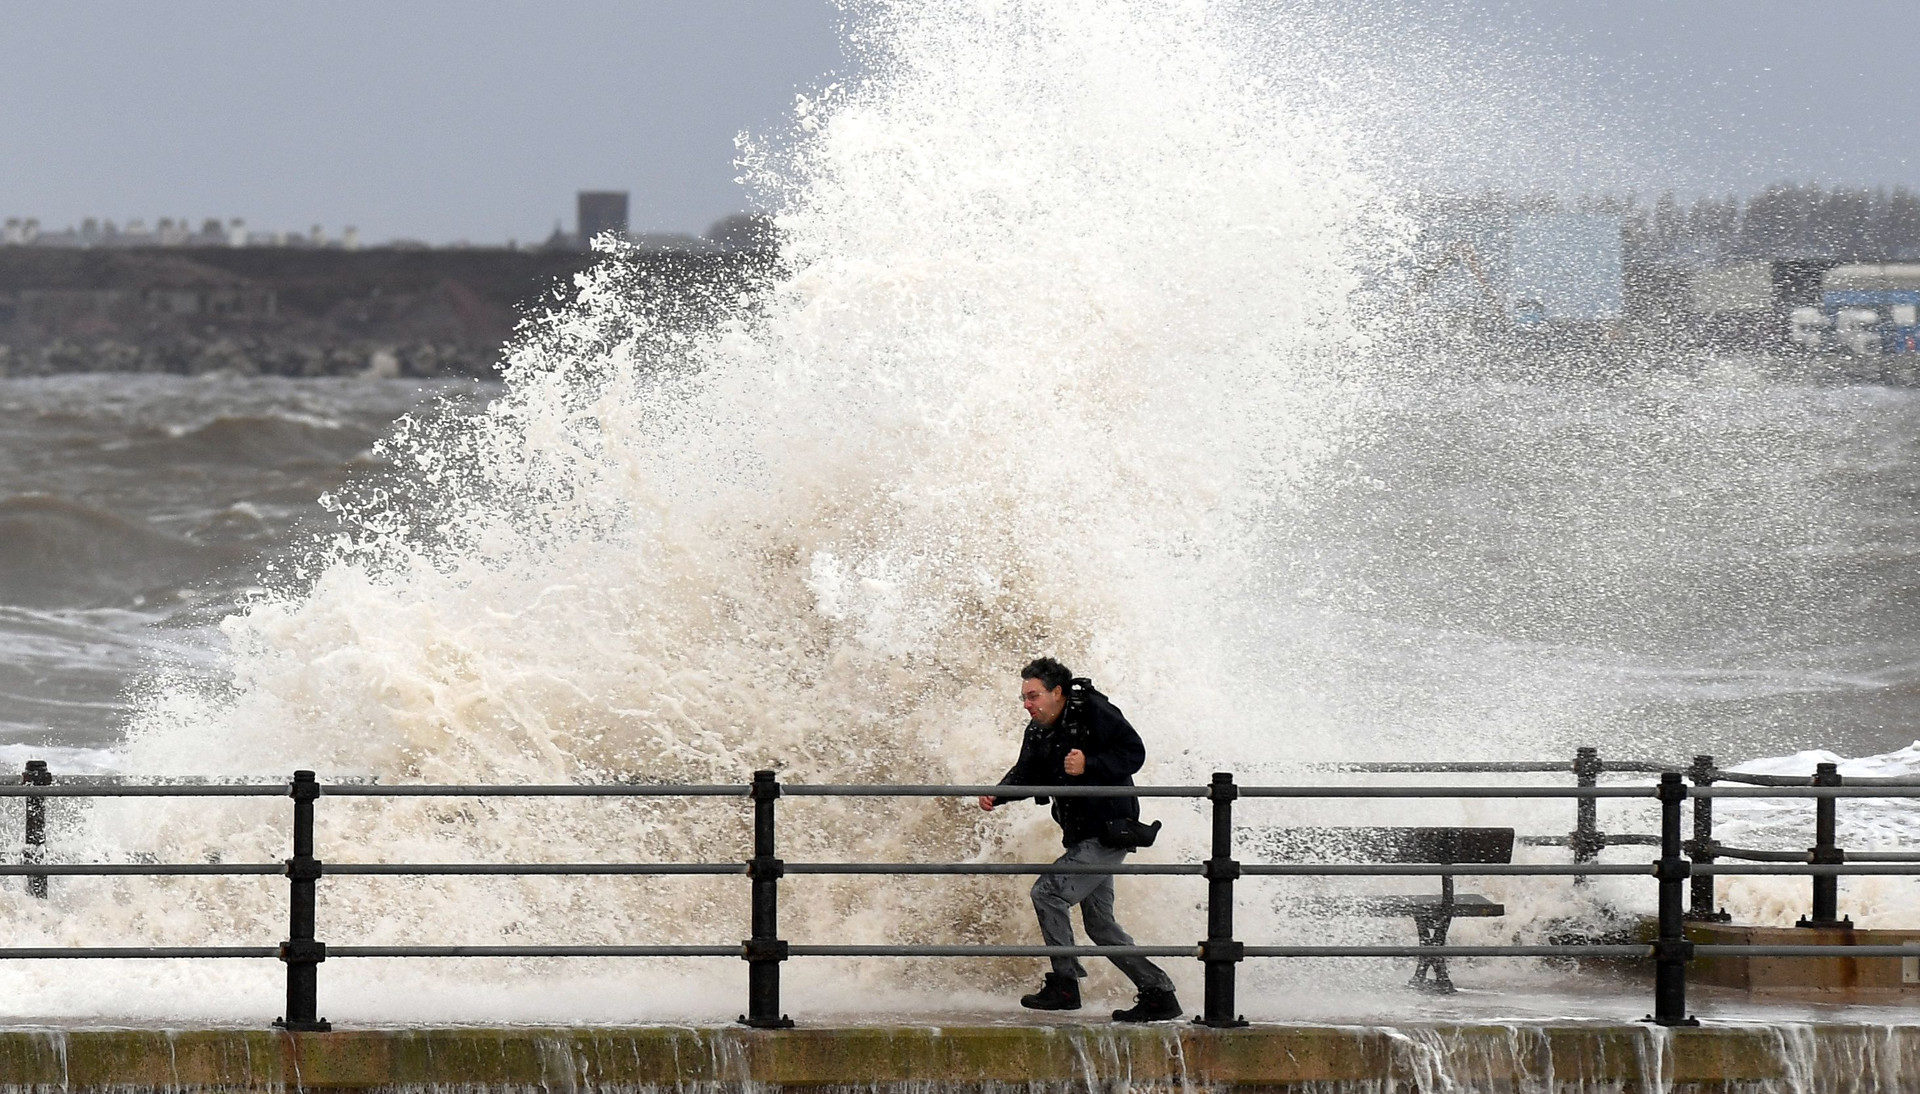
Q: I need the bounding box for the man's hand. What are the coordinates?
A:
[1063,749,1086,777]
[978,795,996,811]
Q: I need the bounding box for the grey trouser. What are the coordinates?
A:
[1030,838,1175,991]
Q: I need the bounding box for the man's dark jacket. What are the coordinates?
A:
[991,682,1144,848]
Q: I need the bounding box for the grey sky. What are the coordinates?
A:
[1,2,846,244]
[2,2,1916,244]
[1425,1,1920,197]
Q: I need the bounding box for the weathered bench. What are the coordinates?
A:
[1248,826,1516,993]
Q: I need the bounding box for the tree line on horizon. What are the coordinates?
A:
[1568,184,1920,265]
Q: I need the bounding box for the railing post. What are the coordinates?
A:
[1684,755,1728,922]
[1796,762,1852,930]
[1570,747,1603,885]
[1647,772,1696,1026]
[274,770,330,1032]
[21,760,49,900]
[740,769,792,1029]
[1197,771,1246,1028]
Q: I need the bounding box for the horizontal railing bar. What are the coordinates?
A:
[0,864,282,876]
[782,785,1207,798]
[1706,772,1920,789]
[1243,863,1652,876]
[0,944,1697,960]
[328,946,740,958]
[0,947,280,958]
[1844,851,1920,862]
[39,776,380,786]
[320,785,749,797]
[1242,945,1650,958]
[1239,786,1656,798]
[1707,846,1810,863]
[1308,762,1573,773]
[1593,761,1674,774]
[1695,945,1920,957]
[1303,760,1674,774]
[0,786,286,797]
[1695,864,1920,875]
[786,945,1195,958]
[53,778,1918,800]
[1709,772,1813,787]
[0,862,1679,879]
[1696,786,1920,798]
[783,863,1204,876]
[325,864,748,876]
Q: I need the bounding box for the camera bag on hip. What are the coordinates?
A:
[1100,817,1161,850]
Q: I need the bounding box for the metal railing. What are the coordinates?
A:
[1309,748,1672,864]
[1306,749,1916,925]
[1,756,1917,1029]
[1677,754,1919,929]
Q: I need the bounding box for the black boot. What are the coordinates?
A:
[1019,973,1082,1011]
[1112,987,1182,1022]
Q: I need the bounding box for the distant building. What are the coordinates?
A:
[1507,213,1624,326]
[576,191,629,246]
[1686,261,1777,315]
[1410,201,1626,333]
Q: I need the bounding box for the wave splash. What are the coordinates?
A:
[0,0,1403,1020]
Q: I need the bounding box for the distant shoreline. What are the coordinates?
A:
[0,245,769,379]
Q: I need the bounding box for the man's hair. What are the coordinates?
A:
[1020,656,1073,693]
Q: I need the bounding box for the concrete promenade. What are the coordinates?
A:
[0,1022,1914,1090]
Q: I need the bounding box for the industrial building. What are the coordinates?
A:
[1410,200,1627,337]
[1678,260,1832,348]
[576,191,629,246]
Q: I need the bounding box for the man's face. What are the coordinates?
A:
[1021,677,1067,726]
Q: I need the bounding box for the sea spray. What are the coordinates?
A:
[0,0,1404,1020]
[0,0,1903,1022]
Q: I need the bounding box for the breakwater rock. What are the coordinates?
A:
[0,246,769,378]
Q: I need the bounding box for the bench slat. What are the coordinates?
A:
[1250,826,1516,865]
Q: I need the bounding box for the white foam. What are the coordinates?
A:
[1710,744,1920,928]
[2,0,1400,1021]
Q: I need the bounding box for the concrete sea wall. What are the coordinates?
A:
[0,1023,1914,1092]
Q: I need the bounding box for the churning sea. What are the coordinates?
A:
[1,366,1915,771]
